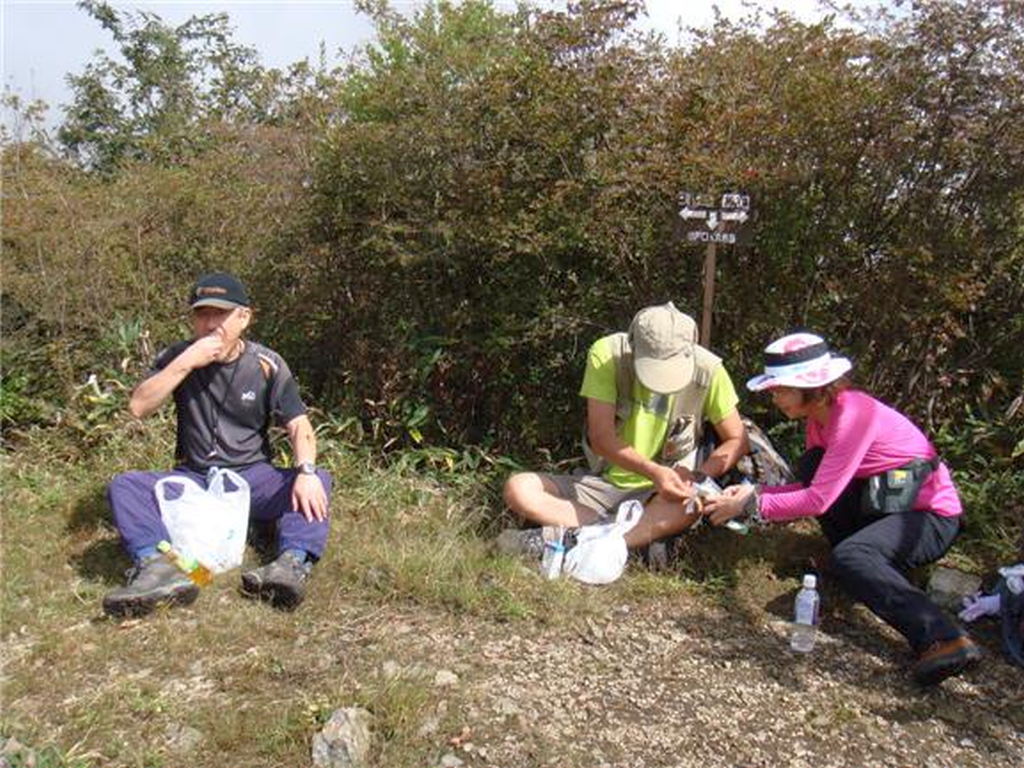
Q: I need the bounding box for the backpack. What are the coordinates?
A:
[725,417,795,486]
[997,565,1024,668]
[582,332,721,474]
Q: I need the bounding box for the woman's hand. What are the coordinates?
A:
[703,484,756,526]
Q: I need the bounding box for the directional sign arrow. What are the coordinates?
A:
[678,207,707,220]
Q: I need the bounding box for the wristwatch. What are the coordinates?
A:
[298,461,317,476]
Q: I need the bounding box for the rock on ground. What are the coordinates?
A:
[312,707,373,768]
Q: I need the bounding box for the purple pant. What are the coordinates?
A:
[108,462,332,561]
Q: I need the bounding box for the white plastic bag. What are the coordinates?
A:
[156,467,250,573]
[563,499,644,585]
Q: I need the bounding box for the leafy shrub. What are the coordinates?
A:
[2,0,1021,483]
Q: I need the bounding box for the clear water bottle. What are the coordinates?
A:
[790,573,820,653]
[540,526,565,580]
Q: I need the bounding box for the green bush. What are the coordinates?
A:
[2,1,1021,496]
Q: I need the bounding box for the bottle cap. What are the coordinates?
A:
[803,574,817,589]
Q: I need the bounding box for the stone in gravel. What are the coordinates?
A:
[434,669,459,686]
[164,723,203,753]
[439,753,464,767]
[312,707,373,768]
[495,696,520,716]
[418,700,450,737]
[417,715,441,738]
[1,738,30,767]
[927,567,981,611]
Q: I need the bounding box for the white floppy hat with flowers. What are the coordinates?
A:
[746,332,852,392]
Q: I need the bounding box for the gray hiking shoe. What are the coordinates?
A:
[495,527,547,560]
[240,550,312,610]
[103,557,199,618]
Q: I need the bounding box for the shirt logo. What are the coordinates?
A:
[240,390,257,402]
[642,392,672,420]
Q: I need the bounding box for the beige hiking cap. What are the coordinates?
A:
[629,302,698,394]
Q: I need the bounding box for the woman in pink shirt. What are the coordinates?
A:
[705,332,981,686]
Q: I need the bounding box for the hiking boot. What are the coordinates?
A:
[102,557,199,618]
[912,636,982,686]
[240,550,312,610]
[495,527,546,560]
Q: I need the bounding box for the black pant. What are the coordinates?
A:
[799,449,964,653]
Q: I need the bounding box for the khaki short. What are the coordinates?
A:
[539,470,655,520]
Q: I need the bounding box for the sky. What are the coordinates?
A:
[1,0,855,131]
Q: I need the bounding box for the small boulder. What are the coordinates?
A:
[434,669,459,687]
[164,723,203,754]
[312,707,373,768]
[927,566,982,611]
[1,738,31,768]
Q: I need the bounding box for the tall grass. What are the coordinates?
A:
[0,420,672,767]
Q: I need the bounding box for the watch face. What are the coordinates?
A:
[300,462,316,475]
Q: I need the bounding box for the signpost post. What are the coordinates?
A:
[678,192,752,347]
[701,237,717,349]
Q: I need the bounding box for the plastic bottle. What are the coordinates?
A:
[790,573,820,653]
[540,526,565,580]
[157,540,213,586]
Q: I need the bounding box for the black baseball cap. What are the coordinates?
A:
[189,272,250,310]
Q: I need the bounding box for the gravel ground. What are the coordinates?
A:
[3,558,1021,768]
[403,594,1024,768]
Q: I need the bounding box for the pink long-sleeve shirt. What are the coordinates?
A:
[760,389,962,522]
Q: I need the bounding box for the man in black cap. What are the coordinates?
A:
[103,272,332,616]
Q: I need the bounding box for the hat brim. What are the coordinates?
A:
[635,354,696,394]
[191,298,246,310]
[747,357,851,392]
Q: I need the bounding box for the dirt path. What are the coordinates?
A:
[391,597,1024,768]
[3,555,1022,767]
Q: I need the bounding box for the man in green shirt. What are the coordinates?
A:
[502,302,748,552]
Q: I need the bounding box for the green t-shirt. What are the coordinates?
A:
[579,334,739,489]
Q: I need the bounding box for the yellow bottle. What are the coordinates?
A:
[157,540,213,587]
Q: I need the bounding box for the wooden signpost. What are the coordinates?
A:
[678,192,752,347]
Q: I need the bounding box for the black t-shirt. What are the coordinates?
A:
[151,340,306,470]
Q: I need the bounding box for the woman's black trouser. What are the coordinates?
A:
[798,449,964,653]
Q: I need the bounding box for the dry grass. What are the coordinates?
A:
[0,424,664,767]
[5,423,1015,767]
